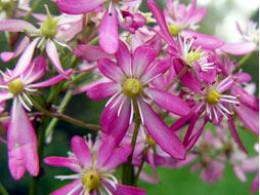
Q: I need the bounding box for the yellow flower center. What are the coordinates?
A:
[8,78,24,95]
[40,5,58,39]
[168,25,179,37]
[207,90,222,105]
[186,50,202,66]
[82,169,101,192]
[123,78,142,98]
[146,134,156,146]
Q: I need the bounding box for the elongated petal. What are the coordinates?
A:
[101,95,131,145]
[116,185,147,195]
[147,0,175,46]
[11,38,40,79]
[1,37,30,62]
[71,136,92,168]
[182,30,224,50]
[228,117,247,153]
[0,19,38,33]
[29,69,74,88]
[221,42,257,56]
[74,45,113,61]
[0,91,12,103]
[115,40,131,76]
[99,7,119,54]
[170,114,192,132]
[51,179,82,195]
[145,87,190,116]
[46,40,69,78]
[87,82,120,101]
[132,46,156,77]
[138,98,186,159]
[44,157,81,172]
[103,145,131,170]
[234,104,259,135]
[98,59,123,83]
[55,0,105,14]
[8,99,39,180]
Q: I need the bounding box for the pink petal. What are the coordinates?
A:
[182,30,224,50]
[147,0,176,46]
[101,95,131,144]
[87,82,120,101]
[8,99,39,180]
[71,136,92,168]
[115,40,132,76]
[138,98,186,159]
[99,6,119,54]
[102,145,131,170]
[51,179,82,195]
[132,45,156,77]
[46,40,69,78]
[116,185,147,195]
[1,37,30,62]
[251,173,259,195]
[234,103,259,135]
[29,69,74,88]
[144,87,190,116]
[170,114,192,132]
[11,38,40,79]
[0,91,12,103]
[221,42,257,56]
[44,157,81,173]
[55,0,105,14]
[97,59,123,83]
[74,45,113,61]
[0,19,38,33]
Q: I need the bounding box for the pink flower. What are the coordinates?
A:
[45,135,146,195]
[0,56,72,180]
[222,21,259,55]
[0,7,79,79]
[87,41,190,159]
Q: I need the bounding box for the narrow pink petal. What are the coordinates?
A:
[29,69,74,88]
[170,114,192,132]
[87,82,120,101]
[8,99,39,180]
[74,45,113,61]
[132,45,156,77]
[100,95,131,144]
[11,38,40,79]
[182,30,224,50]
[228,117,247,153]
[55,0,105,14]
[115,40,132,76]
[44,157,81,173]
[138,98,186,159]
[221,42,257,56]
[1,37,30,62]
[99,6,119,54]
[71,136,92,168]
[0,19,38,33]
[144,87,190,116]
[0,92,12,103]
[234,104,259,135]
[147,0,175,46]
[102,145,131,170]
[51,179,82,195]
[116,185,147,195]
[251,173,259,195]
[46,40,68,77]
[56,19,82,42]
[97,59,123,83]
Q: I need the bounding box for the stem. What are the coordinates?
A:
[0,181,9,195]
[233,53,252,72]
[135,146,149,184]
[25,0,41,19]
[29,117,50,195]
[122,99,141,185]
[44,90,73,139]
[82,13,88,42]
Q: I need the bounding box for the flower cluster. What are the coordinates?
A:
[0,0,258,194]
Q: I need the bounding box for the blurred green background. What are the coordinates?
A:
[0,0,258,194]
